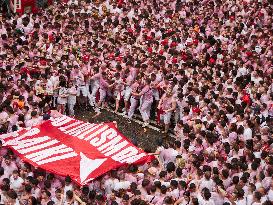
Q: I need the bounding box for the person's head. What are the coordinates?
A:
[65,176,72,185]
[2,178,10,186]
[0,167,4,176]
[31,178,39,187]
[55,188,62,199]
[204,171,211,180]
[7,190,17,204]
[41,190,51,199]
[254,191,262,202]
[160,185,167,194]
[66,190,74,201]
[12,170,19,179]
[163,196,173,204]
[44,180,51,189]
[142,179,150,188]
[27,196,37,205]
[202,188,211,200]
[235,188,245,199]
[4,155,11,165]
[183,191,190,201]
[166,162,176,173]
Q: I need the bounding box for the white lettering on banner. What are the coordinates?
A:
[85,125,109,141]
[25,144,75,163]
[90,128,117,147]
[18,139,59,154]
[12,136,50,150]
[98,136,128,156]
[36,152,78,165]
[111,147,146,163]
[16,128,40,141]
[76,124,102,139]
[65,123,95,137]
[51,116,72,127]
[0,130,19,141]
[112,147,138,162]
[50,117,146,163]
[3,128,41,146]
[59,121,84,132]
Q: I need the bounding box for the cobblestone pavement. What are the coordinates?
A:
[75,108,173,153]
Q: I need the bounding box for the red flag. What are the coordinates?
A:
[0,116,153,185]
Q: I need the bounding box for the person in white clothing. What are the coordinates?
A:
[57,81,68,114]
[67,82,77,116]
[10,170,24,195]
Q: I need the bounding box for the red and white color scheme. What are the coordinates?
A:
[10,0,52,15]
[0,116,153,185]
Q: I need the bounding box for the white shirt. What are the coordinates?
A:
[10,176,24,193]
[268,189,273,201]
[114,181,130,191]
[235,198,247,205]
[243,128,252,141]
[199,178,215,192]
[197,194,215,205]
[46,80,54,95]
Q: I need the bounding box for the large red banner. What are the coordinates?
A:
[0,116,153,185]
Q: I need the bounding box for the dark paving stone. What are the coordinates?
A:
[75,108,172,153]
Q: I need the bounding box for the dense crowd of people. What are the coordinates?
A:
[0,0,272,204]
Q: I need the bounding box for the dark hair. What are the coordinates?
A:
[7,190,17,199]
[254,191,262,200]
[44,180,51,189]
[0,167,4,176]
[203,190,211,200]
[31,178,39,186]
[159,171,167,178]
[25,184,32,193]
[192,197,199,205]
[176,167,182,177]
[43,190,51,197]
[160,185,167,194]
[65,176,72,183]
[66,190,73,200]
[142,179,150,187]
[3,178,10,185]
[29,196,37,205]
[166,162,176,173]
[170,180,178,188]
[154,180,161,188]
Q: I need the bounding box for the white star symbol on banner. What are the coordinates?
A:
[80,152,107,184]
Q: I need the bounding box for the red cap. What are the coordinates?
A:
[161,39,168,46]
[209,58,216,64]
[170,41,177,47]
[246,51,252,57]
[172,57,177,63]
[193,39,198,45]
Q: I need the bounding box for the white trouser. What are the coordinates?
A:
[123,86,132,101]
[128,97,138,119]
[99,89,107,103]
[161,111,172,124]
[68,102,76,116]
[139,100,153,121]
[89,84,99,106]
